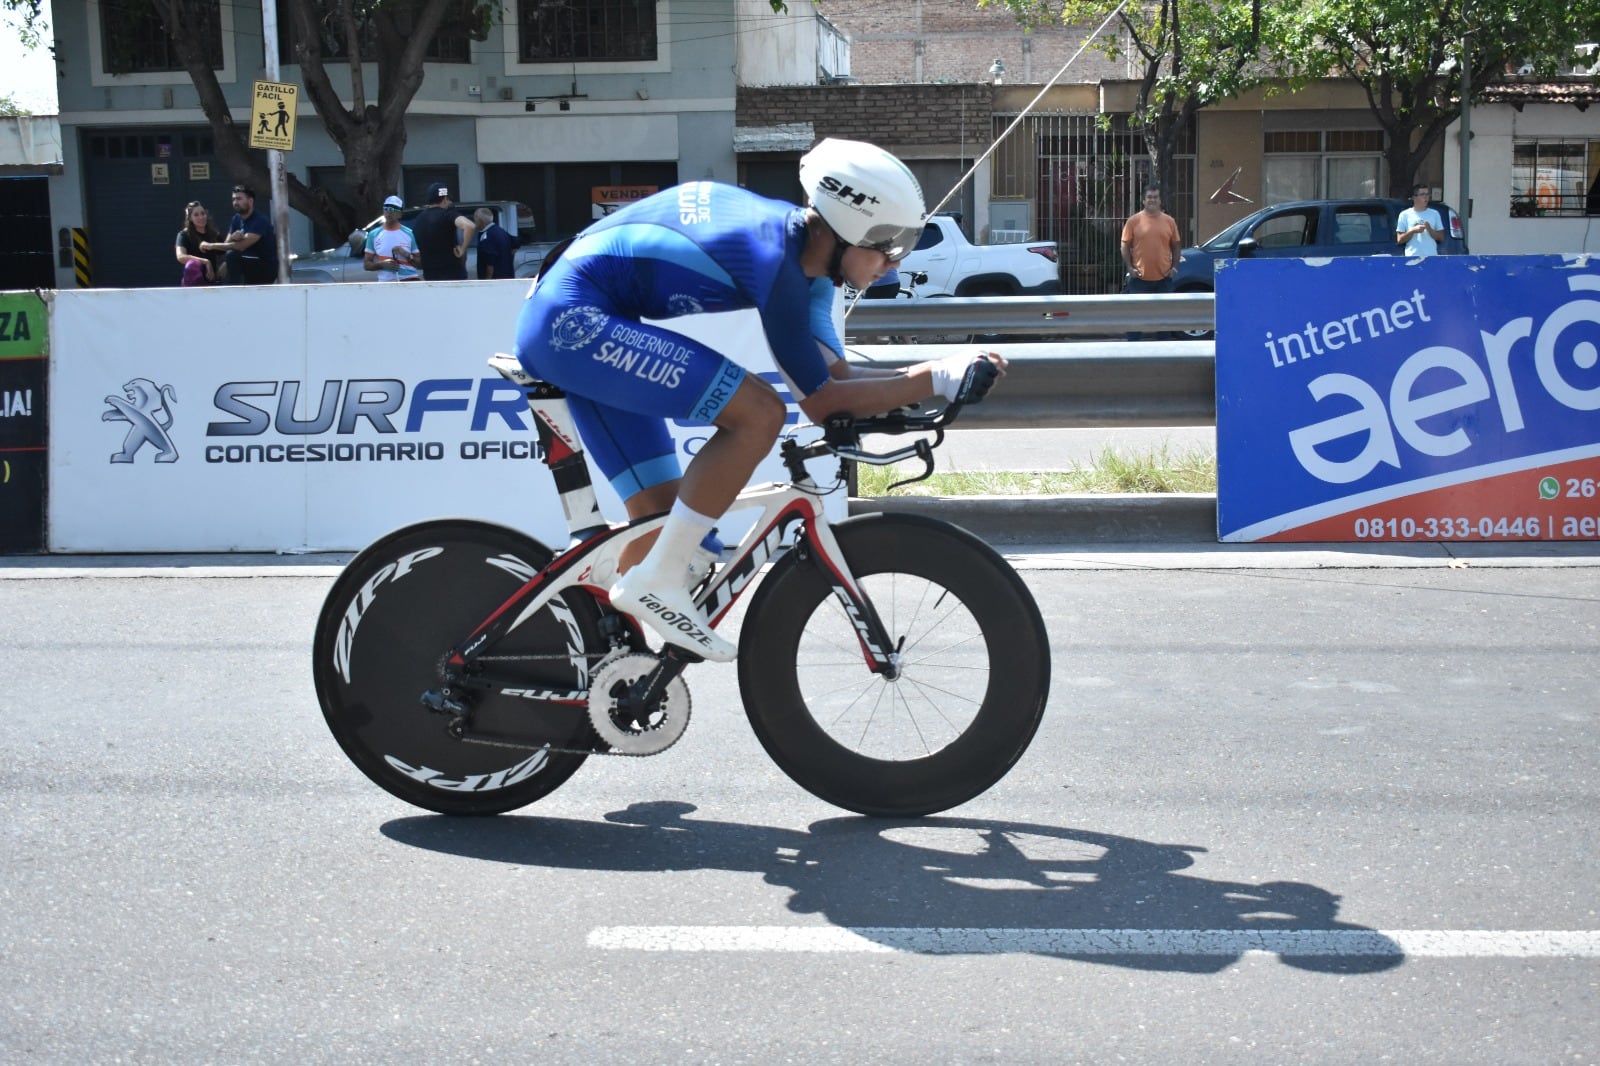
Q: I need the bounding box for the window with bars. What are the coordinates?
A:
[1510,139,1600,218]
[519,0,658,63]
[990,112,1195,293]
[1262,130,1384,204]
[101,0,223,74]
[275,0,476,64]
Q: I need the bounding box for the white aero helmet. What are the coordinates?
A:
[799,138,926,261]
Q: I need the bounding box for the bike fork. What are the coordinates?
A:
[802,519,901,679]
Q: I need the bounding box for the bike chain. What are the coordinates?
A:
[454,647,688,758]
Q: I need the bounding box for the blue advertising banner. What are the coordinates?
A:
[1217,255,1600,543]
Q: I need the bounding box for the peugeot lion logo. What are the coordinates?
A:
[103,378,179,463]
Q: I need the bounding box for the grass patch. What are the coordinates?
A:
[855,444,1217,496]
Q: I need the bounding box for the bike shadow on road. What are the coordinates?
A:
[382,800,1401,974]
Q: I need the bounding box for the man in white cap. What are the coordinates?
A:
[363,195,421,281]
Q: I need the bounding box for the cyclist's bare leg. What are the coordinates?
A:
[617,377,787,573]
[677,376,788,510]
[609,378,785,661]
[617,481,680,573]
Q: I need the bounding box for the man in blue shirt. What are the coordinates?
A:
[1396,185,1445,257]
[474,207,517,280]
[512,139,1005,660]
[205,184,278,284]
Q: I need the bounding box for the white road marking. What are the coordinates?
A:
[588,926,1600,957]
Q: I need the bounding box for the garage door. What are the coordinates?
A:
[81,126,242,288]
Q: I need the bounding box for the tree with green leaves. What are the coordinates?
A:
[987,0,1300,205]
[3,0,796,244]
[1290,0,1599,197]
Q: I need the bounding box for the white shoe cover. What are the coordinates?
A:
[610,567,736,662]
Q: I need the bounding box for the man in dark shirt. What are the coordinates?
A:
[473,207,518,280]
[412,182,475,281]
[203,184,278,285]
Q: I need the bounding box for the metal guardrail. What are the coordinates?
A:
[842,293,1220,429]
[844,292,1216,336]
[848,341,1216,428]
[841,293,1221,541]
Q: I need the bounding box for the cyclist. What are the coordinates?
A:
[512,138,1005,662]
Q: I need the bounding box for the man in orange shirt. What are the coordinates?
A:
[1120,186,1183,340]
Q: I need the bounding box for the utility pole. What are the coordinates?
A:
[1459,13,1472,247]
[262,0,291,284]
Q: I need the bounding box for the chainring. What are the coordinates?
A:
[586,651,692,756]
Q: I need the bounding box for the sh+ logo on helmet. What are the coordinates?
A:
[816,176,881,211]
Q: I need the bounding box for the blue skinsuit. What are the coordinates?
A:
[513,182,843,499]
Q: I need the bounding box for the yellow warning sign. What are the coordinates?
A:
[249,81,299,151]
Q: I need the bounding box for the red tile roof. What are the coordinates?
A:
[1480,79,1600,106]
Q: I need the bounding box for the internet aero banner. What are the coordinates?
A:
[1216,255,1600,543]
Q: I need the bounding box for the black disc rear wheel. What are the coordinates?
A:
[312,519,606,815]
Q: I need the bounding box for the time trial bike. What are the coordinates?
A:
[312,355,1051,818]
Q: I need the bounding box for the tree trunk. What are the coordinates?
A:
[147,0,463,251]
[151,0,348,239]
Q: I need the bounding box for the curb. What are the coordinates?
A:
[849,493,1218,544]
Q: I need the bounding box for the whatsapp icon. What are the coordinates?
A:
[1538,476,1560,500]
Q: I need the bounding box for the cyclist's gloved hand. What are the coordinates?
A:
[956,356,1001,405]
[928,352,1004,403]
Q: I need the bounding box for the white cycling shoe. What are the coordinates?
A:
[609,520,736,662]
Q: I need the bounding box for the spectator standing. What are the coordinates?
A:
[474,207,517,280]
[175,201,225,286]
[412,182,475,281]
[364,196,422,281]
[1396,185,1445,256]
[1120,186,1183,340]
[202,185,278,285]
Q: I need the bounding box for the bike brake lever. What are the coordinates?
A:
[884,440,936,491]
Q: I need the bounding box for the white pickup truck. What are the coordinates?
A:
[897,214,1060,297]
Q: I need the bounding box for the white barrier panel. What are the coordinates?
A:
[50,282,839,553]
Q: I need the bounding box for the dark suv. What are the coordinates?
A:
[1173,197,1467,337]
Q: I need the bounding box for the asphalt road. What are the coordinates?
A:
[3,550,1597,1064]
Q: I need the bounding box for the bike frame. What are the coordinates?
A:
[440,357,936,705]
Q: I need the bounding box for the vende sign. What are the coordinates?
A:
[48,284,834,553]
[1216,255,1600,542]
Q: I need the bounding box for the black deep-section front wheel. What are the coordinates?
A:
[312,519,606,816]
[737,512,1051,817]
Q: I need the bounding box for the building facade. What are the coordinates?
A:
[1444,81,1600,254]
[816,0,1126,86]
[46,0,845,288]
[35,0,1598,292]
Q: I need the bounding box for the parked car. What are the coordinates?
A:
[1172,197,1467,338]
[289,200,557,283]
[898,213,1060,297]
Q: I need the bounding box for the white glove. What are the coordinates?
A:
[927,353,977,401]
